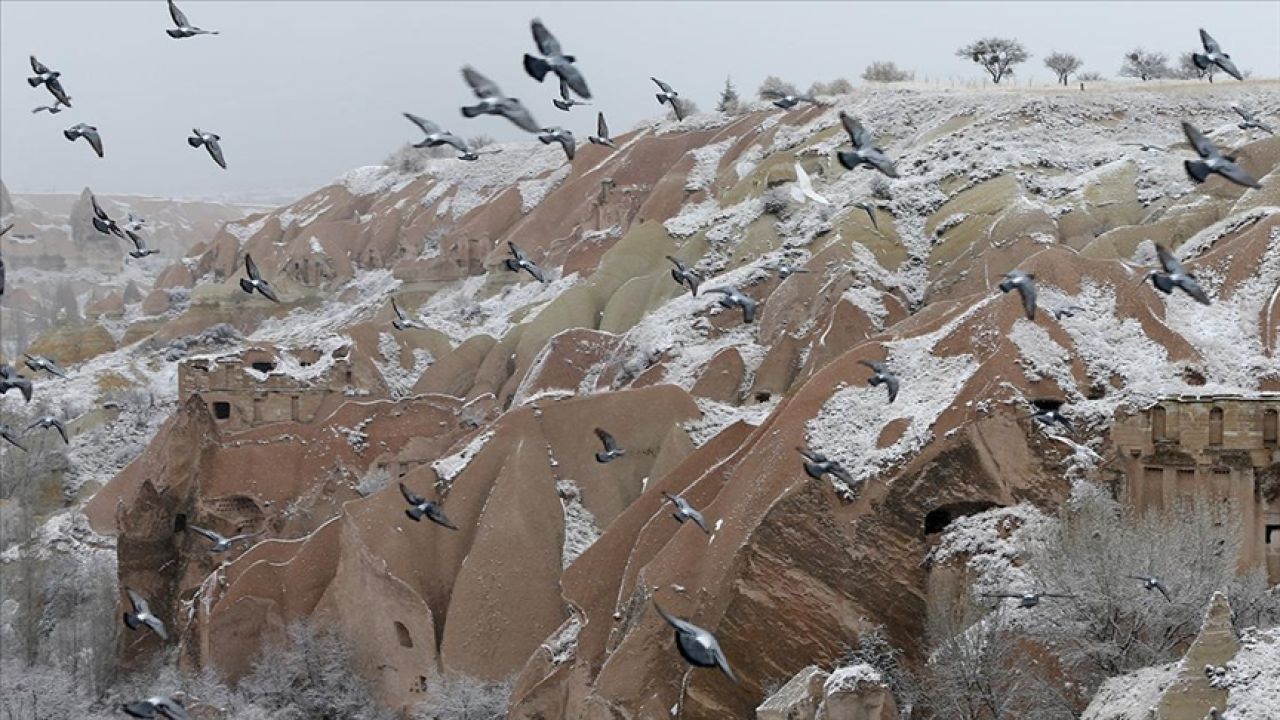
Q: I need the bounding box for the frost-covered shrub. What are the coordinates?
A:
[862,62,914,83]
[762,186,791,216]
[355,465,391,497]
[412,673,513,720]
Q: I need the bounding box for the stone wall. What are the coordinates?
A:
[1112,395,1280,582]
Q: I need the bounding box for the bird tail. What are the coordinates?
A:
[836,151,858,171]
[62,129,77,141]
[460,104,484,118]
[553,99,572,111]
[187,136,204,148]
[997,280,1015,294]
[656,93,667,105]
[405,508,425,522]
[1192,53,1210,70]
[1184,160,1212,184]
[523,54,551,82]
[123,612,142,630]
[595,452,610,463]
[868,376,884,387]
[166,29,184,38]
[238,278,255,294]
[27,76,42,88]
[92,217,112,235]
[503,259,521,272]
[1150,273,1175,294]
[538,135,553,145]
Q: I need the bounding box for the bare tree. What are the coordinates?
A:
[467,134,495,151]
[808,78,855,96]
[716,76,741,115]
[757,75,799,99]
[862,62,915,83]
[956,37,1030,84]
[1043,52,1082,86]
[1119,48,1171,81]
[1077,71,1105,82]
[412,673,513,720]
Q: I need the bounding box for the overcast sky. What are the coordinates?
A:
[2,1,1277,203]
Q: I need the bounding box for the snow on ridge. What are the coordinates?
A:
[683,397,778,448]
[418,271,580,346]
[927,503,1052,595]
[557,479,601,569]
[519,164,572,213]
[432,429,495,489]
[1222,626,1280,719]
[251,268,400,347]
[374,332,433,399]
[686,139,733,192]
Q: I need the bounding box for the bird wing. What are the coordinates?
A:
[1218,159,1261,188]
[595,427,619,452]
[145,615,169,640]
[1199,28,1221,54]
[1154,244,1185,275]
[189,525,222,543]
[530,18,561,56]
[90,194,110,221]
[256,281,281,303]
[864,149,899,178]
[671,98,685,122]
[125,229,145,251]
[858,359,887,374]
[653,602,703,637]
[46,79,71,107]
[508,241,528,263]
[85,128,104,158]
[399,482,426,507]
[0,223,11,237]
[981,592,1023,599]
[597,112,608,138]
[168,0,191,27]
[1215,56,1244,82]
[30,55,49,74]
[126,588,150,614]
[427,505,459,530]
[439,132,470,153]
[558,77,573,102]
[159,698,191,720]
[688,509,711,534]
[53,419,70,444]
[525,261,547,283]
[403,112,440,136]
[652,77,674,94]
[712,645,738,683]
[666,255,687,272]
[244,253,261,281]
[1018,281,1037,320]
[392,298,408,321]
[884,374,900,403]
[1181,122,1216,159]
[703,287,731,299]
[1177,276,1212,305]
[1155,581,1172,602]
[556,63,592,100]
[501,99,542,133]
[1233,106,1252,122]
[205,139,226,169]
[794,163,812,192]
[462,66,501,99]
[840,112,873,149]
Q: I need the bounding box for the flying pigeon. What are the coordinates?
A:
[390,297,420,330]
[64,123,103,158]
[982,591,1075,609]
[1192,29,1243,81]
[1030,398,1073,432]
[653,602,736,682]
[1120,142,1168,153]
[399,483,458,529]
[522,19,591,99]
[705,286,758,324]
[166,0,219,38]
[0,228,6,297]
[999,271,1038,321]
[594,427,625,463]
[836,113,898,178]
[43,75,73,108]
[537,126,576,161]
[652,77,684,121]
[27,55,59,88]
[503,241,547,283]
[26,416,69,445]
[1182,121,1260,189]
[1128,575,1173,602]
[858,359,900,403]
[125,213,147,232]
[774,263,810,280]
[552,78,590,111]
[460,66,541,133]
[1051,305,1085,320]
[187,129,226,169]
[23,354,67,378]
[188,524,257,553]
[89,193,125,238]
[122,695,190,720]
[32,101,67,115]
[0,374,33,403]
[1232,105,1274,135]
[587,112,615,148]
[661,492,710,534]
[0,424,26,452]
[795,446,854,485]
[1146,243,1211,305]
[122,588,168,640]
[666,256,701,296]
[760,89,817,110]
[789,162,829,205]
[403,113,472,155]
[126,229,160,259]
[854,201,880,231]
[239,254,281,303]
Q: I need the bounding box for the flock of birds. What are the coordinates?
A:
[0,5,1273,714]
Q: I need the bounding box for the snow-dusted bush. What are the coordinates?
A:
[1043,52,1082,86]
[761,186,791,216]
[862,62,914,83]
[355,465,391,497]
[809,77,855,96]
[757,75,800,98]
[412,673,513,720]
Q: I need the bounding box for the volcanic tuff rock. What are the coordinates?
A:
[54,82,1280,716]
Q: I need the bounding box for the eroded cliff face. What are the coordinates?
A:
[74,82,1280,716]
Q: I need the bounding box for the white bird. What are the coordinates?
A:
[789,162,829,205]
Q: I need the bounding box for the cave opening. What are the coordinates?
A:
[924,501,1003,537]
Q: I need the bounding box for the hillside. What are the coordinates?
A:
[2,81,1278,719]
